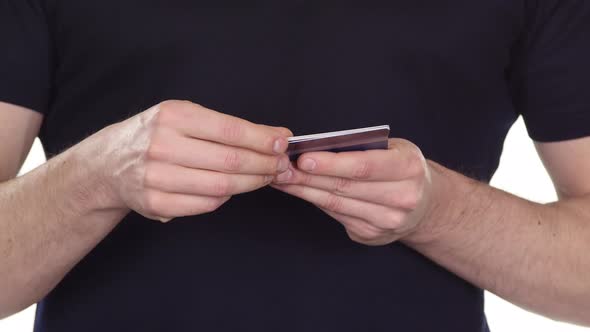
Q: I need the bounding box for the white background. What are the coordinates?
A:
[1,117,588,331]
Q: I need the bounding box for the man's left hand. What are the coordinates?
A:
[270,138,435,246]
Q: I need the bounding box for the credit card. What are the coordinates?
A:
[286,125,390,161]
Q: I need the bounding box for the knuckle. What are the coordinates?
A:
[146,140,166,161]
[260,174,273,186]
[155,100,187,125]
[220,117,244,143]
[401,183,422,210]
[211,177,233,196]
[143,163,159,188]
[352,160,372,180]
[384,191,402,207]
[157,100,175,114]
[383,210,403,229]
[277,126,294,137]
[346,230,364,243]
[223,150,242,172]
[203,197,225,213]
[333,177,353,194]
[154,108,173,128]
[399,197,419,211]
[158,99,179,110]
[410,160,426,178]
[348,226,380,243]
[159,99,190,111]
[406,149,427,178]
[283,127,294,137]
[321,194,344,212]
[143,191,161,216]
[356,230,375,241]
[159,217,173,224]
[300,172,314,186]
[268,156,281,173]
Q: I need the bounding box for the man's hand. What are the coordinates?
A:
[270,138,433,246]
[0,100,293,317]
[85,100,293,222]
[272,131,590,325]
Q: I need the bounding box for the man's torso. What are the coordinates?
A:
[35,1,522,331]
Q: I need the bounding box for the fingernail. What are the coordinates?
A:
[277,157,289,172]
[275,169,293,183]
[300,158,316,172]
[273,138,286,154]
[264,175,274,182]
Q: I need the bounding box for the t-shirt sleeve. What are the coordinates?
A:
[0,0,52,114]
[509,0,590,142]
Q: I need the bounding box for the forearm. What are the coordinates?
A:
[0,144,128,318]
[404,161,590,325]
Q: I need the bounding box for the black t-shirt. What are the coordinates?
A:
[2,1,590,331]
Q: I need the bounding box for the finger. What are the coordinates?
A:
[157,101,290,155]
[258,124,294,138]
[321,209,395,246]
[142,191,231,220]
[144,161,274,196]
[148,133,290,175]
[274,166,421,210]
[270,183,405,229]
[295,138,425,181]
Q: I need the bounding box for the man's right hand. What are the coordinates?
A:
[81,100,293,222]
[0,99,293,317]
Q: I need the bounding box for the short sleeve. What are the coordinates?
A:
[509,0,590,142]
[0,0,52,114]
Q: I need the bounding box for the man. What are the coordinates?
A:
[0,1,589,331]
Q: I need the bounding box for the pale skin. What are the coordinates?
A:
[0,100,589,326]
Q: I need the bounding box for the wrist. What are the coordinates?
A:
[58,135,128,216]
[403,160,479,247]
